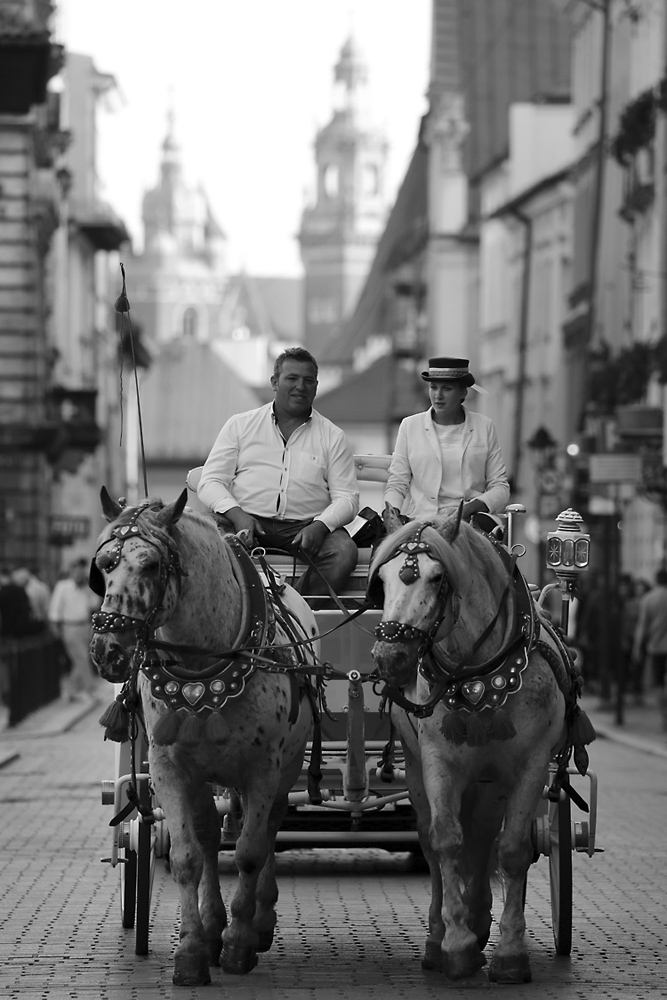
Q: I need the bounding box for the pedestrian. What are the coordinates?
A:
[383,357,510,529]
[11,567,51,631]
[48,558,101,701]
[575,571,612,707]
[619,575,645,704]
[197,346,359,596]
[0,566,41,637]
[632,567,667,730]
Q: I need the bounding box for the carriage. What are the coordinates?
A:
[96,456,600,983]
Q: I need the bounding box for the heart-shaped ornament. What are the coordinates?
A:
[182,682,205,706]
[461,680,485,705]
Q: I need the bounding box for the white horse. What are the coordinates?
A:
[370,508,594,984]
[90,489,318,986]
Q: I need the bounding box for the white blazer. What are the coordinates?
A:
[384,408,511,519]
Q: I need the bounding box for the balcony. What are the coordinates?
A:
[72,202,130,252]
[0,6,63,115]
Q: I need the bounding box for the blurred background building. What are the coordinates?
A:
[3,0,667,608]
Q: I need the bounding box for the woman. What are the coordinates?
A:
[384,357,510,523]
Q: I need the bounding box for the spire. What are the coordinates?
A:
[161,107,181,179]
[332,35,369,120]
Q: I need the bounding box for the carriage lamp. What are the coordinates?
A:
[546,509,590,631]
[546,508,590,579]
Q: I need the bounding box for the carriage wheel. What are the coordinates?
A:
[119,839,137,929]
[134,783,156,955]
[549,786,573,956]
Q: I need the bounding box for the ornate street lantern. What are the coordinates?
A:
[546,508,590,631]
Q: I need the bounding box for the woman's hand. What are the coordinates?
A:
[461,499,488,522]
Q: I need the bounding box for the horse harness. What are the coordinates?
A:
[92,506,319,747]
[371,524,587,757]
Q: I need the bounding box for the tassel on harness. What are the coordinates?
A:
[99,695,131,743]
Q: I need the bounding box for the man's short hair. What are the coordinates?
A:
[273,347,318,380]
[656,568,667,586]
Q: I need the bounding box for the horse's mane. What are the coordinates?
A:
[99,496,218,552]
[370,513,508,604]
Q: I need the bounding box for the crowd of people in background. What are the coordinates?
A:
[575,568,666,730]
[0,558,102,713]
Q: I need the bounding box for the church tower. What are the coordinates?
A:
[298,37,388,358]
[126,111,228,349]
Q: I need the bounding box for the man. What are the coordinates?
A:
[633,567,667,728]
[12,567,50,629]
[0,566,40,637]
[197,347,359,595]
[49,558,100,701]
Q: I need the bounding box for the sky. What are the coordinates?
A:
[55,0,432,276]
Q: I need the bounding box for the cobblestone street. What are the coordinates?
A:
[0,691,665,1000]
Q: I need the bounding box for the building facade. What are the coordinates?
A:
[0,2,127,576]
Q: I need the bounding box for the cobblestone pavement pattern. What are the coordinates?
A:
[0,688,665,1000]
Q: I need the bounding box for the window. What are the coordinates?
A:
[362,164,378,196]
[183,307,198,340]
[323,164,339,199]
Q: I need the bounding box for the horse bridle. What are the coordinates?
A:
[90,503,186,637]
[373,523,519,669]
[373,524,454,652]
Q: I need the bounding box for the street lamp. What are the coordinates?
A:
[527,425,558,469]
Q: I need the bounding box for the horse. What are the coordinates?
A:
[89,488,319,986]
[369,507,594,984]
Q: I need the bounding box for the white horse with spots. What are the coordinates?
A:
[90,489,318,985]
[370,508,594,984]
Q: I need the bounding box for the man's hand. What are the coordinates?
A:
[292,520,329,557]
[224,507,264,547]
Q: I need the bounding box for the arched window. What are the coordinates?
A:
[323,164,339,199]
[183,307,198,340]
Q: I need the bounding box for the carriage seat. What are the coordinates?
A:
[185,456,391,598]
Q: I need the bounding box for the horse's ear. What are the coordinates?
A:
[157,488,188,527]
[444,501,464,542]
[453,500,464,539]
[383,502,402,534]
[100,486,124,522]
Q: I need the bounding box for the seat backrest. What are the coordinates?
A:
[186,466,203,492]
[187,455,392,493]
[353,454,391,483]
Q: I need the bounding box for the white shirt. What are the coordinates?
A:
[434,422,465,510]
[49,578,98,624]
[197,402,359,531]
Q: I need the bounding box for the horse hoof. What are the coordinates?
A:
[256,929,275,953]
[221,947,259,975]
[173,954,211,986]
[421,941,443,971]
[207,940,222,967]
[443,944,486,980]
[489,954,532,984]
